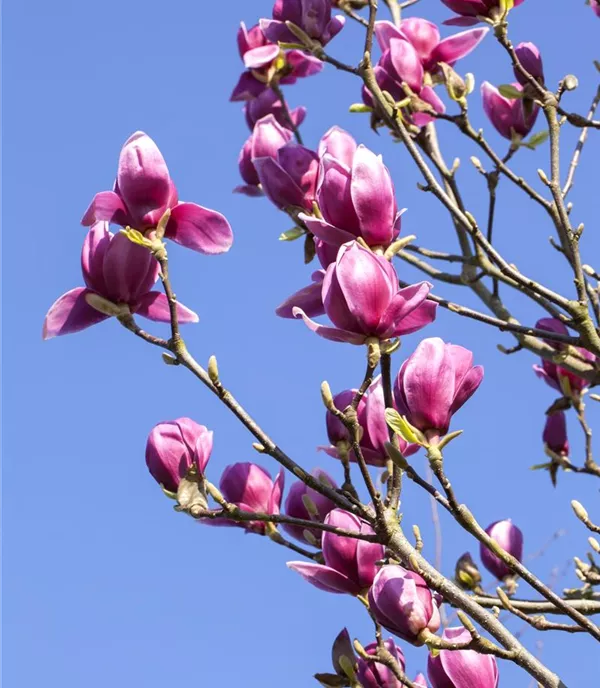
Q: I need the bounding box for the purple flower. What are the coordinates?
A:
[592,0,600,18]
[440,0,526,27]
[218,462,285,534]
[243,89,307,130]
[514,42,544,85]
[235,114,293,196]
[287,508,385,595]
[261,0,345,47]
[393,337,483,440]
[481,81,539,140]
[413,673,428,687]
[82,132,233,255]
[145,419,213,493]
[375,18,488,74]
[428,627,499,687]
[543,412,569,457]
[533,317,595,397]
[363,38,446,127]
[231,21,322,101]
[356,639,406,688]
[368,565,441,645]
[253,142,320,211]
[318,126,358,168]
[283,468,338,545]
[321,379,419,467]
[480,519,524,581]
[43,222,198,340]
[301,144,402,254]
[293,241,436,345]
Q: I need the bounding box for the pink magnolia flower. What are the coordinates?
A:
[441,0,526,27]
[261,0,345,47]
[368,565,441,645]
[283,468,338,545]
[293,241,436,345]
[43,222,197,340]
[301,145,402,254]
[287,509,385,595]
[533,317,595,397]
[428,627,499,687]
[145,419,213,493]
[243,88,307,130]
[82,132,233,255]
[375,18,488,74]
[217,462,285,534]
[231,21,322,101]
[362,38,446,127]
[235,114,293,196]
[253,142,320,211]
[481,81,539,140]
[413,673,428,687]
[543,412,569,457]
[393,337,483,439]
[321,379,419,467]
[592,0,600,18]
[480,519,524,580]
[514,41,544,85]
[356,639,406,688]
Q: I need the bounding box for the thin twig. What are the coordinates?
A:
[562,83,600,198]
[271,82,303,145]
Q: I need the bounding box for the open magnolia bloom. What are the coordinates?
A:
[292,241,436,345]
[43,222,197,340]
[231,21,322,101]
[82,131,233,255]
[374,17,488,75]
[428,627,499,687]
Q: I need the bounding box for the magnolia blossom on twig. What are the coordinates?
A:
[82,132,233,254]
[427,627,499,687]
[43,222,198,339]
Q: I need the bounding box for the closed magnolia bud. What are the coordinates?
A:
[514,42,544,85]
[145,418,213,493]
[455,552,482,591]
[543,412,569,456]
[439,62,468,102]
[331,628,357,678]
[428,627,499,688]
[368,565,441,645]
[356,639,406,688]
[480,520,524,581]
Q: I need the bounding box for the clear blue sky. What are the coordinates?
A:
[3,1,600,685]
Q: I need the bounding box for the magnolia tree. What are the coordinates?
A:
[43,0,600,686]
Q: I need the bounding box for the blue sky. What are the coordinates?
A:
[3,0,600,685]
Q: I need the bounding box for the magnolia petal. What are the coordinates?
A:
[276,271,325,318]
[81,190,129,227]
[133,291,199,324]
[432,27,488,67]
[43,287,109,340]
[292,307,366,344]
[167,202,233,254]
[243,44,281,69]
[287,561,361,595]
